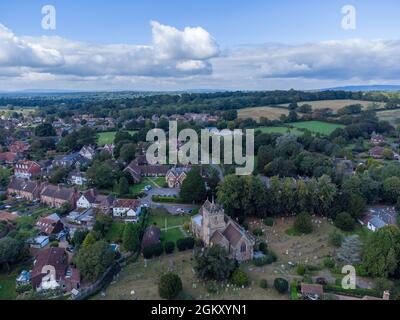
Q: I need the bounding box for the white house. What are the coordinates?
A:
[68,170,87,186]
[112,199,141,221]
[76,194,92,209]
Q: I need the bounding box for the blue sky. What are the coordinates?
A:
[0,0,399,91]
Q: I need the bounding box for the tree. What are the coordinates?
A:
[49,166,70,184]
[114,177,130,196]
[294,212,313,234]
[159,273,182,300]
[122,223,140,253]
[86,161,116,189]
[383,177,400,203]
[194,246,237,281]
[114,131,134,145]
[231,269,250,287]
[82,232,97,248]
[57,203,72,216]
[93,215,113,238]
[180,169,206,203]
[164,241,175,254]
[34,123,55,137]
[75,241,115,281]
[334,212,355,231]
[274,278,289,294]
[0,237,23,271]
[72,229,89,248]
[0,167,11,187]
[119,143,136,163]
[362,226,400,278]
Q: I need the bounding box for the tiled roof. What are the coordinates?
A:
[41,184,76,201]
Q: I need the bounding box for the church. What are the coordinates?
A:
[191,199,255,261]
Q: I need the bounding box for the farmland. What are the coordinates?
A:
[238,106,289,121]
[290,121,345,135]
[97,130,137,146]
[279,99,385,113]
[255,126,303,136]
[376,109,400,125]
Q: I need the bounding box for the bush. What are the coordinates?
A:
[274,278,289,294]
[231,269,250,287]
[159,273,182,300]
[265,251,277,264]
[49,241,59,248]
[296,265,306,276]
[16,284,32,294]
[316,277,327,286]
[334,212,355,231]
[176,237,195,251]
[259,279,268,289]
[254,257,269,267]
[294,212,313,234]
[290,281,299,300]
[329,231,344,247]
[263,217,274,227]
[323,257,335,269]
[164,241,175,254]
[143,243,164,259]
[206,281,219,294]
[252,228,263,237]
[258,241,268,254]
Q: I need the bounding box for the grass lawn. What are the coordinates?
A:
[129,178,153,194]
[291,121,345,135]
[256,126,303,136]
[97,130,137,147]
[0,272,18,300]
[105,221,126,243]
[148,209,191,230]
[161,227,185,243]
[149,177,167,188]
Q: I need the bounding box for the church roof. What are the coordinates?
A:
[202,199,223,213]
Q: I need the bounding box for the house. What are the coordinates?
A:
[9,141,30,154]
[165,166,191,188]
[0,152,20,164]
[40,184,79,208]
[112,199,141,221]
[371,134,386,145]
[191,200,255,261]
[30,247,80,292]
[29,235,50,249]
[141,226,161,250]
[7,178,43,201]
[67,170,87,186]
[359,206,398,232]
[79,145,96,161]
[52,153,90,169]
[36,213,64,235]
[301,283,324,300]
[369,146,386,159]
[101,144,115,156]
[14,160,41,179]
[124,156,171,183]
[76,189,114,213]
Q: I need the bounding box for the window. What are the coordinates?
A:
[241,242,246,253]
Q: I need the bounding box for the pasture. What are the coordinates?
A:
[377,109,400,125]
[291,121,345,135]
[255,126,303,136]
[97,130,137,146]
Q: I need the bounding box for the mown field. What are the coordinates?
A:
[255,126,303,136]
[376,109,400,125]
[291,121,345,135]
[238,106,289,121]
[97,130,137,146]
[279,99,385,113]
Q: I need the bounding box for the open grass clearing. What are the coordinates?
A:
[238,106,289,121]
[97,130,137,147]
[279,100,385,113]
[290,121,345,135]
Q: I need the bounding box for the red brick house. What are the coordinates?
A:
[7,178,43,201]
[0,152,20,164]
[40,184,79,209]
[124,156,171,183]
[36,213,64,235]
[9,141,30,154]
[14,160,41,179]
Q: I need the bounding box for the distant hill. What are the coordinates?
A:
[323,85,400,92]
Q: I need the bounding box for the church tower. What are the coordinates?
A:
[201,198,226,245]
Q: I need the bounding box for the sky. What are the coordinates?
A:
[0,0,399,91]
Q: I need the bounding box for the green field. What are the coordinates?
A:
[161,227,185,243]
[256,126,303,135]
[148,209,191,230]
[291,121,345,135]
[97,131,137,147]
[0,272,17,300]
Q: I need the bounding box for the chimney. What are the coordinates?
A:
[383,290,390,300]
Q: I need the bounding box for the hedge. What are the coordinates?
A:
[143,243,164,259]
[324,284,382,298]
[151,195,182,203]
[176,237,195,251]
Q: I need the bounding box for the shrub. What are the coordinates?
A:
[16,284,32,294]
[323,257,335,269]
[206,281,219,294]
[263,217,274,227]
[290,281,299,300]
[176,237,195,251]
[294,212,313,234]
[334,212,355,231]
[252,228,263,237]
[143,243,164,259]
[296,264,306,276]
[164,241,175,254]
[159,273,182,300]
[258,241,268,254]
[329,231,344,247]
[50,241,59,248]
[274,278,289,294]
[316,277,328,286]
[231,269,250,287]
[254,257,268,267]
[259,279,268,289]
[265,251,277,264]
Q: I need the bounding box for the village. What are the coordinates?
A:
[1,92,400,302]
